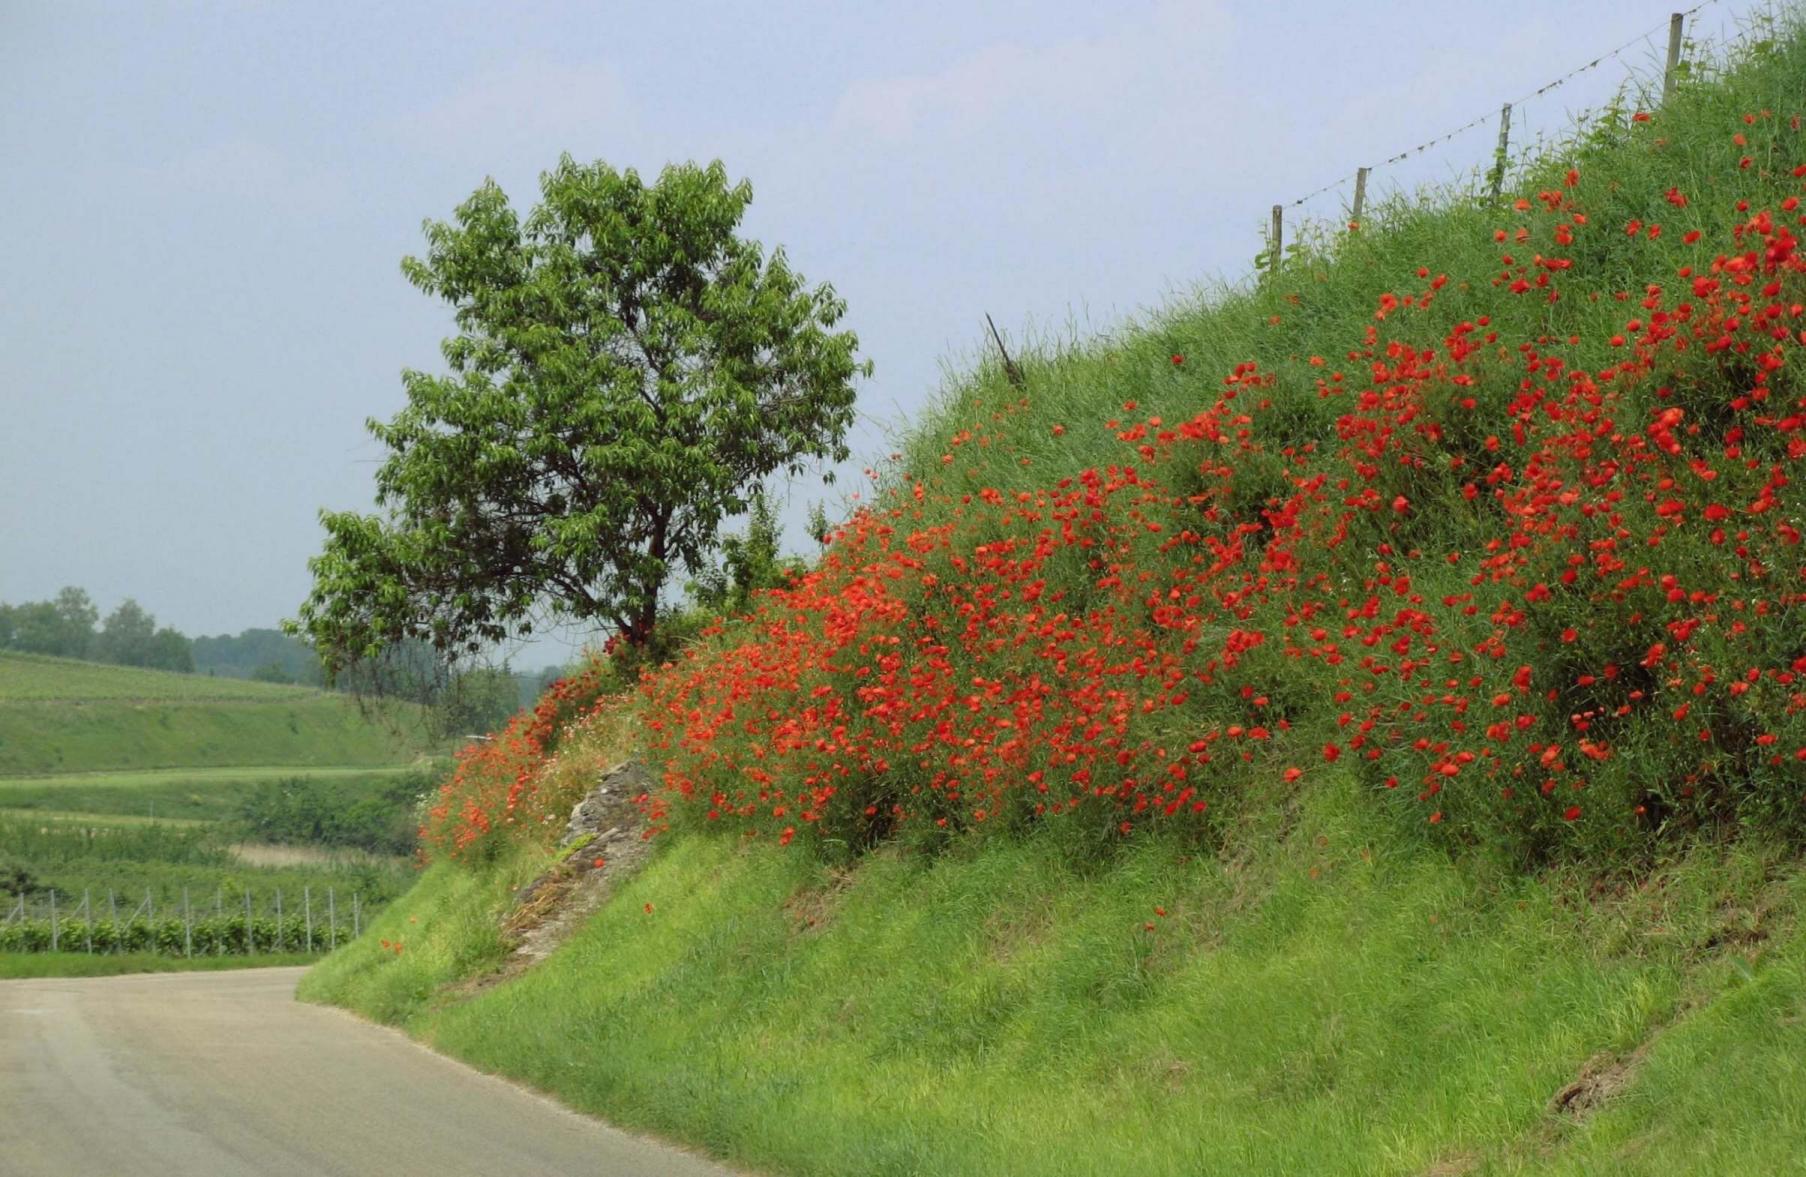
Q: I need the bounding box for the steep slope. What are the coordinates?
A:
[307,16,1806,1177]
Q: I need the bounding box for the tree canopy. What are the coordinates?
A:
[295,156,868,679]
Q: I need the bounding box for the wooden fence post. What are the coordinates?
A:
[1664,13,1685,98]
[1269,205,1284,278]
[1351,167,1370,228]
[1490,103,1513,199]
[984,313,1024,387]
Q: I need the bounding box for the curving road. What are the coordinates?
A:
[0,967,740,1177]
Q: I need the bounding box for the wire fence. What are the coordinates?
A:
[0,886,367,957]
[1260,2,1748,274]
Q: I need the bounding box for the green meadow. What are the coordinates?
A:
[1,654,434,972]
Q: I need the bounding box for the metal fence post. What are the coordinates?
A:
[328,888,336,951]
[184,888,193,958]
[83,890,92,954]
[245,890,254,956]
[305,886,313,954]
[49,890,57,953]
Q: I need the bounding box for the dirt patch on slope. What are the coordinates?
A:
[445,761,656,1001]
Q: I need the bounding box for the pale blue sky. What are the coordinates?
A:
[0,0,1764,664]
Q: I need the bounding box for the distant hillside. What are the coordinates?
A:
[0,652,428,775]
[0,651,317,702]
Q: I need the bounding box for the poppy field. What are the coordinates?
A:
[426,35,1806,876]
[306,21,1806,1177]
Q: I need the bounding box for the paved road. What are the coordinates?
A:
[0,967,740,1177]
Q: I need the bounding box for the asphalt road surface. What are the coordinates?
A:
[0,966,740,1177]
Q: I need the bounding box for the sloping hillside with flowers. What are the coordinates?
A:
[307,19,1806,1177]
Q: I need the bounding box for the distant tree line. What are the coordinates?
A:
[0,587,193,672]
[0,585,564,737]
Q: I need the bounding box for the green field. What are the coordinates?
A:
[0,652,318,701]
[1,654,437,970]
[0,652,431,775]
[0,765,422,823]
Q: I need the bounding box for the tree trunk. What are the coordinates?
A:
[625,513,670,649]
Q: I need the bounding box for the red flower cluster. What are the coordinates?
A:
[422,659,620,858]
[631,150,1806,860]
[428,114,1806,866]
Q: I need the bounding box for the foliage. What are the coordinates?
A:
[0,912,361,956]
[236,766,438,856]
[191,626,324,684]
[92,598,194,672]
[0,816,412,908]
[294,155,870,682]
[0,587,98,659]
[687,487,804,617]
[1,589,194,672]
[417,23,1806,871]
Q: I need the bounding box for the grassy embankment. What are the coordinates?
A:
[310,781,1806,1177]
[0,650,418,775]
[1,653,436,972]
[307,18,1806,1177]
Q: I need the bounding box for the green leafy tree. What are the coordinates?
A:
[145,628,194,673]
[2,587,98,658]
[689,488,800,617]
[294,156,868,679]
[192,628,323,684]
[93,599,194,672]
[93,599,156,665]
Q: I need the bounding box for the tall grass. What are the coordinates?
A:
[404,13,1806,872]
[311,775,1806,1176]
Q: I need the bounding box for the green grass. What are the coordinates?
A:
[0,657,437,974]
[304,776,1806,1176]
[0,651,436,776]
[0,807,211,828]
[0,651,318,701]
[0,812,417,908]
[0,696,425,776]
[305,14,1806,1174]
[0,952,319,979]
[0,765,423,823]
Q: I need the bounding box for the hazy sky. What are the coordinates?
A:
[0,0,1764,664]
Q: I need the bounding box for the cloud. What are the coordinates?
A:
[393,59,634,165]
